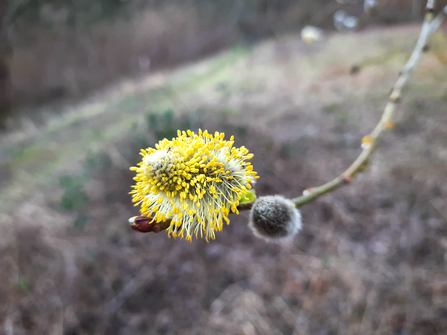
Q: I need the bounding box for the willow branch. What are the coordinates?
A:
[130,2,446,234]
[291,0,443,208]
[429,5,447,33]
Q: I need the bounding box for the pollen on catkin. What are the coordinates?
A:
[249,195,302,242]
[129,129,259,242]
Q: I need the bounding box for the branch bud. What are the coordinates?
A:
[249,195,302,242]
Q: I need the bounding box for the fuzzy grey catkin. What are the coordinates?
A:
[249,195,302,242]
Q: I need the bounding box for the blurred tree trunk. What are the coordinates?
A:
[0,0,12,125]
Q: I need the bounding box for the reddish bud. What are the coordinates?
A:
[129,216,162,233]
[341,175,352,184]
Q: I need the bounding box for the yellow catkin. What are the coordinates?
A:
[130,129,258,242]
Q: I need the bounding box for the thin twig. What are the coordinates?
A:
[291,1,444,208]
[354,0,392,31]
[429,6,447,33]
[4,0,32,28]
[351,8,447,74]
[311,0,362,26]
[428,199,447,224]
[0,0,32,55]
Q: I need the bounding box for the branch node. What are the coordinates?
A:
[361,136,373,149]
[341,175,352,184]
[302,189,312,197]
[350,64,361,75]
[384,121,395,130]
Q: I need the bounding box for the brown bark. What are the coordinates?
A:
[0,0,12,124]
